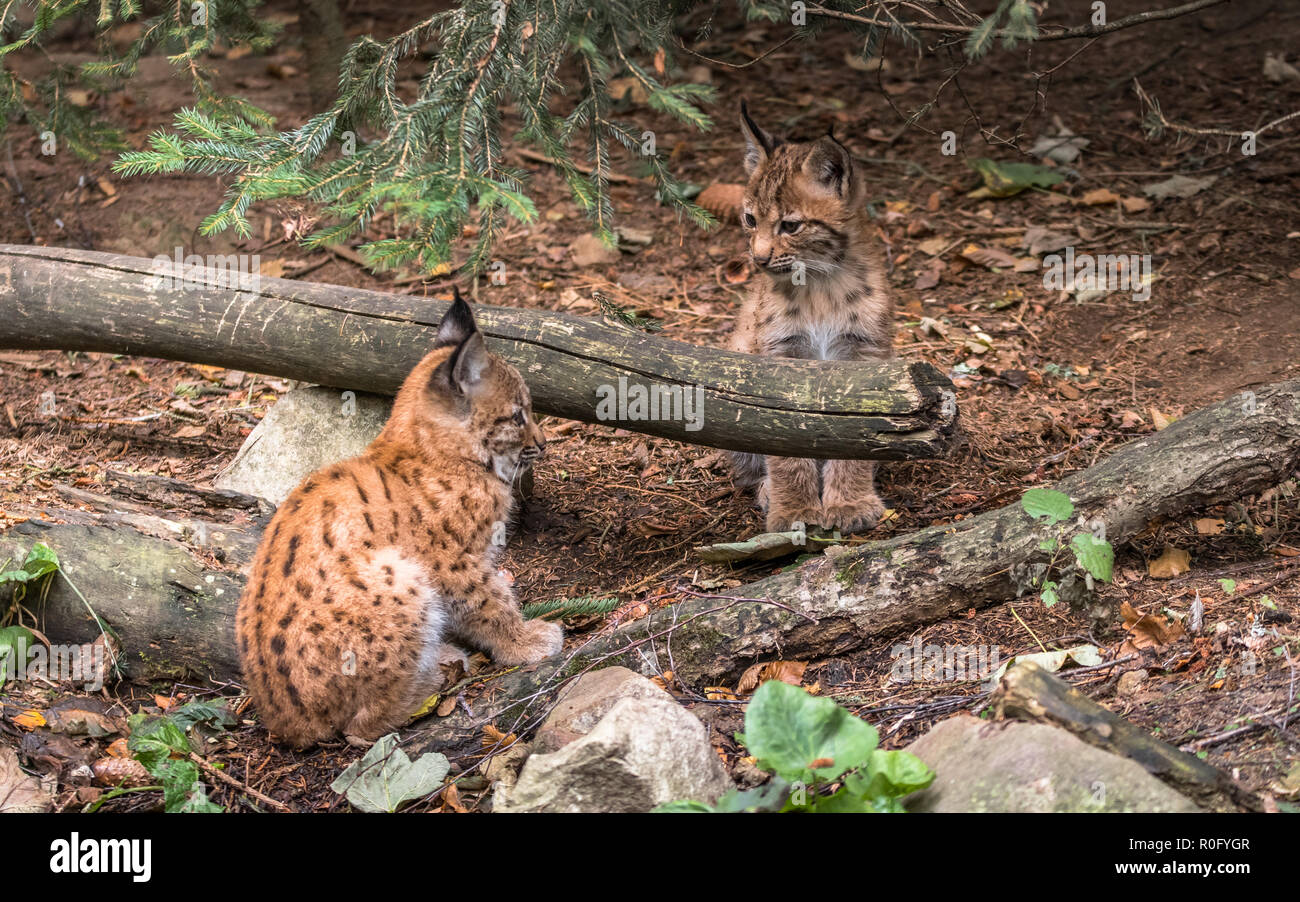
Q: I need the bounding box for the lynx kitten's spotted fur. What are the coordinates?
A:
[729,102,894,534]
[236,294,561,747]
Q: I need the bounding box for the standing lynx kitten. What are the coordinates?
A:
[728,101,894,534]
[236,293,562,747]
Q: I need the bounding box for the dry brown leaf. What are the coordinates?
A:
[1080,188,1121,206]
[1148,546,1191,579]
[1120,601,1187,650]
[435,695,457,717]
[1194,518,1226,536]
[736,660,808,694]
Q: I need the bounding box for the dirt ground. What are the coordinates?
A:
[1,1,1298,812]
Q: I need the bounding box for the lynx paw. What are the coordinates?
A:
[820,497,886,534]
[496,619,564,665]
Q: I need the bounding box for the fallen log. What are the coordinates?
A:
[5,382,1296,762]
[0,244,956,460]
[992,662,1263,813]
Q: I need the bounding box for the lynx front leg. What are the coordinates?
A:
[763,456,822,533]
[821,459,886,534]
[448,570,563,665]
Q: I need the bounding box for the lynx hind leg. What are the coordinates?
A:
[728,450,767,489]
[821,459,886,534]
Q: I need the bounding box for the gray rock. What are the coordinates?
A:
[495,694,732,813]
[904,715,1200,813]
[216,386,390,505]
[532,666,672,754]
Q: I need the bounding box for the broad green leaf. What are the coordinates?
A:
[22,543,59,579]
[1041,581,1059,607]
[1219,579,1237,596]
[0,570,31,583]
[127,715,191,772]
[967,158,1064,199]
[330,733,450,813]
[0,626,34,689]
[864,749,935,796]
[1021,488,1074,524]
[1070,533,1114,582]
[742,681,878,784]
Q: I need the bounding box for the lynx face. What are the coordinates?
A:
[739,103,864,280]
[405,299,547,486]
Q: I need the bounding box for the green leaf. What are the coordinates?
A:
[127,715,191,773]
[1070,533,1114,582]
[863,749,935,796]
[0,625,34,689]
[22,543,60,579]
[968,157,1064,199]
[1041,581,1059,607]
[1219,579,1237,596]
[1021,488,1074,525]
[742,681,878,784]
[330,733,450,812]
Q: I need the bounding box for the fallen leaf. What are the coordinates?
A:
[1194,518,1226,536]
[736,660,807,694]
[1143,174,1217,200]
[1148,546,1191,579]
[1080,188,1121,206]
[1120,601,1187,649]
[0,746,54,812]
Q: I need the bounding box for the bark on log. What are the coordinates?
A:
[0,245,957,460]
[5,382,1296,762]
[992,662,1264,813]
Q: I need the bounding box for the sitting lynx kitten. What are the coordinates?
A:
[729,101,894,534]
[236,293,562,747]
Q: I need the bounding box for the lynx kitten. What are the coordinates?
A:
[236,293,562,747]
[728,101,894,534]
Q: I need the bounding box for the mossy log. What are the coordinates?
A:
[0,244,957,460]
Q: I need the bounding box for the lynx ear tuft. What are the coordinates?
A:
[435,287,478,348]
[740,100,779,175]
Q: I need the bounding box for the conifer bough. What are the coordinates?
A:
[0,245,958,459]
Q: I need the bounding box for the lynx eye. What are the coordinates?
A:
[741,211,756,229]
[778,218,804,235]
[512,410,526,426]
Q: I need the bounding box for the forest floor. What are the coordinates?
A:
[1,0,1298,812]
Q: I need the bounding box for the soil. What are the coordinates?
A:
[1,0,1297,813]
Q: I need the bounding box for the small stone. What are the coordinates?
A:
[1117,669,1149,697]
[495,693,731,813]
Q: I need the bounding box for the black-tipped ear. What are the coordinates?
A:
[740,99,778,175]
[802,135,853,197]
[431,331,490,399]
[435,287,478,348]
